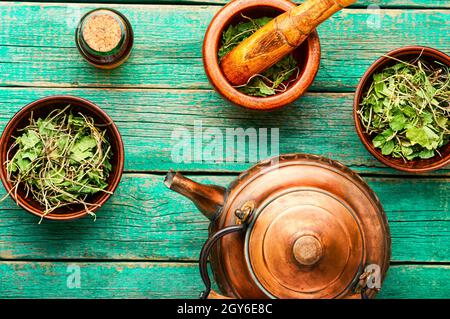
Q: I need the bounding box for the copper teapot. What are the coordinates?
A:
[165,154,391,299]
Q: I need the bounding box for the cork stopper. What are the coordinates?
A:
[82,14,122,52]
[76,8,133,69]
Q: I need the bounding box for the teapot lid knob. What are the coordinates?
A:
[293,235,323,266]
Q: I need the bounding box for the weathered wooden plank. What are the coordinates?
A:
[378,265,450,299]
[1,3,448,91]
[0,261,199,299]
[0,174,448,262]
[0,262,448,298]
[17,1,450,9]
[0,88,448,174]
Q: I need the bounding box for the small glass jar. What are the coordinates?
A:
[75,8,134,69]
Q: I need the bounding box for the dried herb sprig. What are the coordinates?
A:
[358,58,450,161]
[4,106,113,222]
[218,15,300,97]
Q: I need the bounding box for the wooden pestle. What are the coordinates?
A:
[220,0,356,86]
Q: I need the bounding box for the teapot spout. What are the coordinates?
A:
[164,171,226,220]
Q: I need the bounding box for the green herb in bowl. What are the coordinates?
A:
[218,15,300,97]
[358,59,450,161]
[4,106,112,221]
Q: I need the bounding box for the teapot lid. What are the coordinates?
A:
[214,154,391,299]
[245,188,364,298]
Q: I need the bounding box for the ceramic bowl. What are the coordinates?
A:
[203,0,321,111]
[354,46,450,173]
[0,96,125,220]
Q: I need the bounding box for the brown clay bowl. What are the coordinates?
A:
[354,46,450,173]
[203,0,321,111]
[0,96,124,220]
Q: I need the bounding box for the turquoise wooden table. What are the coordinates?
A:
[0,0,449,299]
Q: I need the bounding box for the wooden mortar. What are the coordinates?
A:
[203,0,321,111]
[221,0,356,86]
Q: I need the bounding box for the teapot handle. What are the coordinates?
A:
[199,224,247,299]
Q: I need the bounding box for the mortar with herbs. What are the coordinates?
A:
[354,46,450,173]
[203,0,321,111]
[0,96,124,221]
